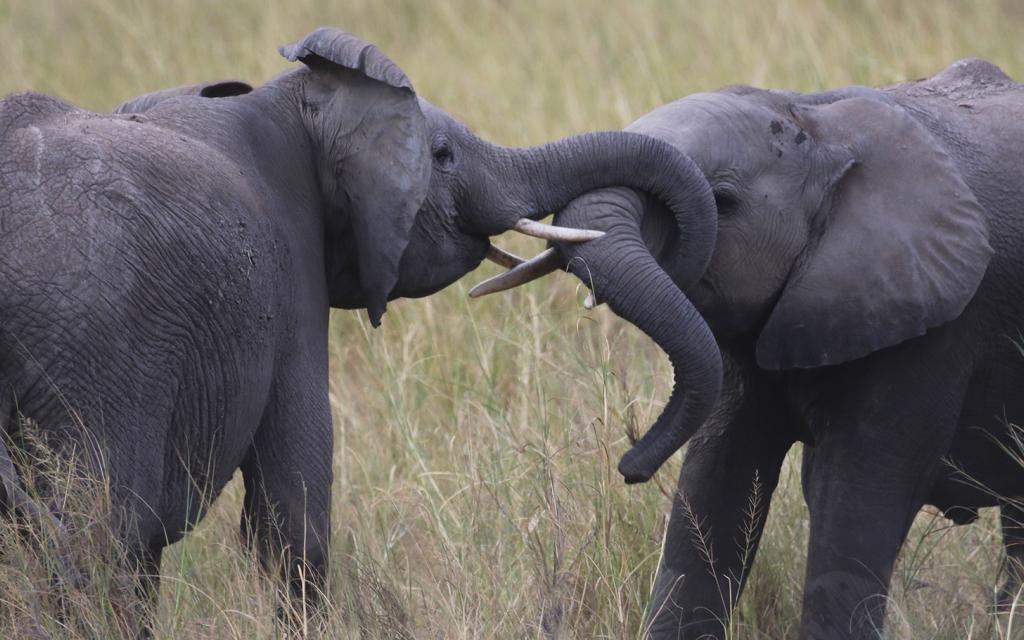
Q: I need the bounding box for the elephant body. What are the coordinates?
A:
[545,59,1024,638]
[0,27,714,614]
[0,82,338,581]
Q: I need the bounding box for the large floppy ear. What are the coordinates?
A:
[113,80,252,114]
[756,97,991,369]
[281,28,430,326]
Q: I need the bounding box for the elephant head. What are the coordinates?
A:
[473,88,992,482]
[119,28,723,327]
[628,90,991,367]
[265,28,740,325]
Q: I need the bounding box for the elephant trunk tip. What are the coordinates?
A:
[617,450,658,484]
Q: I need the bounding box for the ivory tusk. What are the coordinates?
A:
[468,248,564,298]
[513,218,605,242]
[485,244,526,269]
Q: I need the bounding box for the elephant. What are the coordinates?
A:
[113,78,255,114]
[0,26,711,612]
[473,58,1024,638]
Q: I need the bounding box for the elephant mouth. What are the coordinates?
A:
[393,219,600,300]
[469,219,604,296]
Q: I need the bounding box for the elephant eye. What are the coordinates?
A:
[713,188,740,216]
[432,143,454,168]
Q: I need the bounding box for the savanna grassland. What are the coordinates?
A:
[1,1,1024,638]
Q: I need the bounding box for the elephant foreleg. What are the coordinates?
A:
[645,363,795,639]
[797,347,966,640]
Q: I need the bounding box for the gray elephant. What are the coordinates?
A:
[0,26,708,609]
[113,78,255,113]
[475,59,1024,638]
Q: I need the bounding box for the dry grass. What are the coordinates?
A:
[1,0,1023,637]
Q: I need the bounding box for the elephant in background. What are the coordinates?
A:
[476,59,1024,638]
[0,26,712,612]
[113,79,255,113]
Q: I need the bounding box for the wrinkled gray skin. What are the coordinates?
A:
[0,27,717,609]
[550,59,1024,638]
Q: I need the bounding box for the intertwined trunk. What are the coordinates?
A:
[478,131,717,286]
[555,186,721,482]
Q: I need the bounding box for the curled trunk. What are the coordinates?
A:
[555,187,722,483]
[479,131,718,289]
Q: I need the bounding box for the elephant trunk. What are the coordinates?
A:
[555,187,722,483]
[479,131,717,287]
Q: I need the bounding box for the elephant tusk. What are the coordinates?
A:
[468,248,564,298]
[513,218,605,242]
[485,243,526,269]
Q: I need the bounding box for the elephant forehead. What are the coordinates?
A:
[416,97,469,137]
[627,93,805,175]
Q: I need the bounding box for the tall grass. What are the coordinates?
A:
[0,0,1022,637]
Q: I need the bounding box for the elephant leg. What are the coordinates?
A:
[126,543,163,638]
[799,447,927,639]
[998,501,1024,610]
[797,355,964,639]
[645,365,796,639]
[239,372,333,618]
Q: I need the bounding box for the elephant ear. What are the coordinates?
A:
[113,80,252,114]
[756,97,992,370]
[282,28,430,326]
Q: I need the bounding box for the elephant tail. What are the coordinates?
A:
[0,431,83,588]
